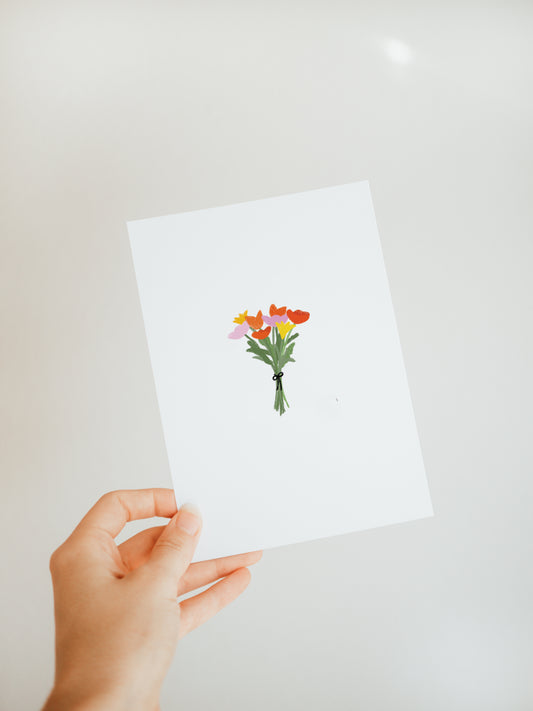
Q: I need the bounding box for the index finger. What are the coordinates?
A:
[74,488,178,539]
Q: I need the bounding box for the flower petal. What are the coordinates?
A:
[287,309,310,325]
[246,310,264,330]
[233,310,248,324]
[269,304,287,317]
[228,322,250,339]
[276,321,296,340]
[252,326,271,340]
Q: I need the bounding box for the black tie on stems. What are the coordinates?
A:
[272,371,284,390]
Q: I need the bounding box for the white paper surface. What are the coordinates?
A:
[127,182,433,561]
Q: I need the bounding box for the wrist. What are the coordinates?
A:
[42,681,156,711]
[43,684,122,711]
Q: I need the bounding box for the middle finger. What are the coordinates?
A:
[178,550,263,596]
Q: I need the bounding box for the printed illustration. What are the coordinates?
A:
[228,304,310,415]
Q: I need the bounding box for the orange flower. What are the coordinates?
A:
[246,310,264,329]
[287,309,310,325]
[269,304,286,317]
[252,326,271,340]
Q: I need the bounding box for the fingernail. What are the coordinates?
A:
[176,502,202,536]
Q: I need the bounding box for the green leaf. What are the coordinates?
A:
[252,355,273,366]
[263,337,278,371]
[285,331,300,345]
[279,352,297,368]
[284,343,296,359]
[246,341,270,358]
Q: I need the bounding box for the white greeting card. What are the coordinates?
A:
[127,182,432,561]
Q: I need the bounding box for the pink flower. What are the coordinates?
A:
[228,322,250,339]
[262,313,288,327]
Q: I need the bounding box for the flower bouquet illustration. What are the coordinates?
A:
[228,304,310,416]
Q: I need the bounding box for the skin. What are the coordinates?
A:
[42,488,262,711]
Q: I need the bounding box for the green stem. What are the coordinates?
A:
[273,373,289,415]
[265,333,278,372]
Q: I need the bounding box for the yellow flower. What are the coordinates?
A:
[276,321,295,340]
[233,310,248,324]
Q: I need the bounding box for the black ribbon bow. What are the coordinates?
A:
[272,371,284,391]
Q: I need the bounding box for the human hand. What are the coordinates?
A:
[42,488,261,711]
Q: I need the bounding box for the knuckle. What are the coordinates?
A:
[98,490,133,521]
[49,543,71,575]
[48,549,60,574]
[49,537,85,576]
[156,536,186,556]
[99,490,121,505]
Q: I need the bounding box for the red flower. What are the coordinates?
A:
[246,310,264,329]
[287,309,310,324]
[252,326,271,340]
[269,304,286,317]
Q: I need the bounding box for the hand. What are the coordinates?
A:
[42,488,261,711]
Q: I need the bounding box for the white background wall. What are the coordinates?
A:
[1,1,532,709]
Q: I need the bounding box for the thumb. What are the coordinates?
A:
[146,503,202,588]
